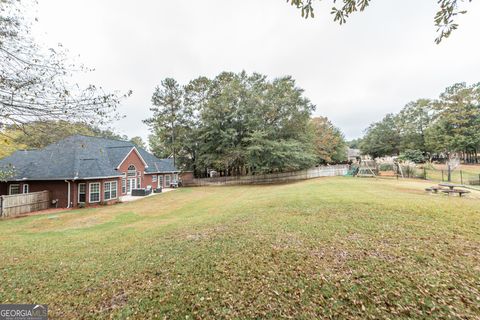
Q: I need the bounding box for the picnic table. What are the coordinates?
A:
[425,186,445,193]
[441,188,471,197]
[438,183,463,190]
[425,183,471,197]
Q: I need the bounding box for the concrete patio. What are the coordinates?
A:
[119,188,176,203]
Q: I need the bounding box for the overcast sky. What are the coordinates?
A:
[32,0,480,142]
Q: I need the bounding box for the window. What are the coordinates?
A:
[111,181,117,199]
[122,178,126,194]
[9,184,20,195]
[165,174,171,187]
[104,181,118,201]
[23,184,29,194]
[89,183,100,203]
[127,178,133,193]
[173,173,178,182]
[78,183,86,203]
[158,175,163,188]
[104,182,110,200]
[152,175,157,183]
[127,165,136,177]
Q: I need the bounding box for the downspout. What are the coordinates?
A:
[64,180,71,208]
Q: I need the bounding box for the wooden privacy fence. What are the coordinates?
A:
[0,191,50,218]
[184,165,349,186]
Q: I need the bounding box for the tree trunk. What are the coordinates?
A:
[171,123,176,168]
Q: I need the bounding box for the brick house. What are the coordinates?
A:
[0,135,179,208]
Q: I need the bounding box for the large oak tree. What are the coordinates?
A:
[145,72,343,176]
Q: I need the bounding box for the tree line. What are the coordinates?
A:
[358,82,480,163]
[145,72,346,177]
[0,121,146,158]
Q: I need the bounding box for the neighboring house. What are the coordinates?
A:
[0,135,179,208]
[347,148,361,162]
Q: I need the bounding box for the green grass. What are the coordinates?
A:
[0,177,479,319]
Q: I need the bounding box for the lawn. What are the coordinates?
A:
[0,177,479,319]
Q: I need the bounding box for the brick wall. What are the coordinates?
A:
[144,173,174,189]
[0,181,68,207]
[73,178,122,207]
[0,179,124,209]
[118,149,146,194]
[180,171,194,184]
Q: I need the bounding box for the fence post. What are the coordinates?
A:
[441,170,444,182]
[424,168,427,180]
[460,170,463,185]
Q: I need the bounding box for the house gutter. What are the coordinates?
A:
[64,180,71,208]
[144,171,180,174]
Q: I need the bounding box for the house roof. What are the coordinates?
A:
[0,135,178,181]
[347,148,361,158]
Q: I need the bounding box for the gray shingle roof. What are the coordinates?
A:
[347,148,361,158]
[0,135,178,181]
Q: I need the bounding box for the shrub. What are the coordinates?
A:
[399,161,417,178]
[398,149,425,163]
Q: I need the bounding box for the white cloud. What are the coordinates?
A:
[32,0,480,140]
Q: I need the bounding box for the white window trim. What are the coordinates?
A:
[111,181,118,199]
[104,181,118,201]
[89,182,101,203]
[127,177,136,194]
[104,181,111,201]
[121,178,126,194]
[9,184,20,195]
[165,174,171,187]
[152,175,157,182]
[127,164,137,177]
[78,183,86,203]
[23,184,29,194]
[158,175,163,188]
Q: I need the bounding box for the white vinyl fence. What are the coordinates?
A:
[184,165,349,186]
